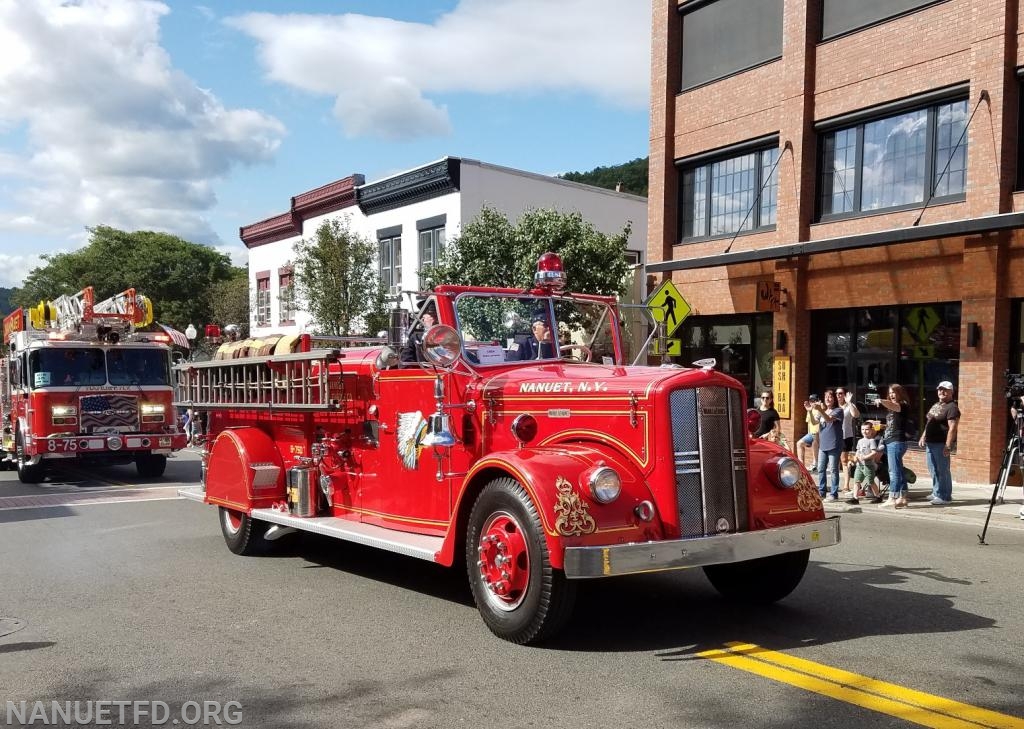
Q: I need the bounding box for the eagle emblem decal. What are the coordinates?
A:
[397,411,428,470]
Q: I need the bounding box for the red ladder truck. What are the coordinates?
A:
[176,254,840,644]
[1,286,187,483]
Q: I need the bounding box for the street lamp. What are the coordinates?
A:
[185,324,197,360]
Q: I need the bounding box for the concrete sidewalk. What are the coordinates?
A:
[822,477,1024,532]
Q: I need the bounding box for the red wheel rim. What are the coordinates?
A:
[223,509,243,534]
[476,510,530,611]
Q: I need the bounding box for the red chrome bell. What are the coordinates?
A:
[534,252,567,292]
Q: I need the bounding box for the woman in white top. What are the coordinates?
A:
[837,388,860,493]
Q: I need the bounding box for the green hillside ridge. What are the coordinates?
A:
[560,157,648,198]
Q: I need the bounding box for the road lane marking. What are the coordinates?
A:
[697,642,1024,729]
[0,486,183,511]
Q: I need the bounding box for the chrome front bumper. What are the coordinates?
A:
[562,517,841,579]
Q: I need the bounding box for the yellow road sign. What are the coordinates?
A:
[905,306,940,343]
[649,338,682,356]
[647,280,691,338]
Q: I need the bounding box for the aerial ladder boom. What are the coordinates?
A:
[28,286,154,337]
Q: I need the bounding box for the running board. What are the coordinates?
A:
[250,507,443,563]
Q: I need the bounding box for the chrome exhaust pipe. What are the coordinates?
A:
[264,525,298,542]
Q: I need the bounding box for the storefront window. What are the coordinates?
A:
[678,314,773,403]
[810,303,960,444]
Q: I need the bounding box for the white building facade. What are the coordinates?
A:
[242,156,648,336]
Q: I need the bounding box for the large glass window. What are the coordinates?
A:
[822,0,945,41]
[677,314,773,401]
[107,349,171,386]
[29,348,106,388]
[680,145,780,240]
[819,99,968,218]
[810,303,961,443]
[681,0,783,89]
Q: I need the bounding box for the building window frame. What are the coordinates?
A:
[817,96,968,222]
[679,0,784,92]
[678,141,780,243]
[820,0,950,42]
[278,268,295,325]
[418,226,445,269]
[379,235,402,295]
[255,274,271,327]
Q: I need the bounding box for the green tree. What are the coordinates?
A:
[421,206,632,297]
[12,226,239,330]
[293,218,383,336]
[209,273,251,339]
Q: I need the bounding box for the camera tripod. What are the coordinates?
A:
[978,417,1023,544]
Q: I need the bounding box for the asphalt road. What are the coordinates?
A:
[2,453,1023,728]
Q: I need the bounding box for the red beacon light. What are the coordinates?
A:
[534,252,566,292]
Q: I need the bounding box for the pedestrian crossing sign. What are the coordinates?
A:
[646,280,690,338]
[649,338,682,356]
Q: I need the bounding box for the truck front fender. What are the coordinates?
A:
[444,444,661,570]
[205,427,286,513]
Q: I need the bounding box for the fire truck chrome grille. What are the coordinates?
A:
[79,394,139,433]
[669,387,749,538]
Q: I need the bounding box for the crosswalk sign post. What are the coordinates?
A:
[646,280,691,338]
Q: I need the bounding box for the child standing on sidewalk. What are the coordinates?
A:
[848,421,884,504]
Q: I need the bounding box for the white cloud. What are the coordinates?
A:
[0,0,285,280]
[227,0,650,140]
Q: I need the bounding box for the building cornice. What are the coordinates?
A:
[358,158,461,215]
[292,174,364,218]
[240,173,364,249]
[239,212,300,249]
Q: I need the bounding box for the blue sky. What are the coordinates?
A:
[0,0,651,289]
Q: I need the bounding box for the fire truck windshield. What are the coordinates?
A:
[454,294,619,365]
[28,347,170,388]
[29,348,106,387]
[106,348,170,386]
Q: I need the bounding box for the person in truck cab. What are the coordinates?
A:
[400,304,437,364]
[516,314,556,361]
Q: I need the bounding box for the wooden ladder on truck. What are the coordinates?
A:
[173,349,343,411]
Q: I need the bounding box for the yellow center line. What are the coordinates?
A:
[696,642,1024,729]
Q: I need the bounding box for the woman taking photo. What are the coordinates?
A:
[811,389,844,502]
[878,383,912,508]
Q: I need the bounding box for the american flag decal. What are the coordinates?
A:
[79,394,139,432]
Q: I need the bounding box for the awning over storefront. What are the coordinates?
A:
[157,322,190,348]
[647,211,1024,274]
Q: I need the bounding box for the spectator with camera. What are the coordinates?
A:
[878,383,913,508]
[797,395,820,471]
[811,389,844,502]
[919,381,960,505]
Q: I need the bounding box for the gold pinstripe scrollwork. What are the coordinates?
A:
[795,473,822,512]
[553,475,596,536]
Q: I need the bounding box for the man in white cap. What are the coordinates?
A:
[919,380,960,504]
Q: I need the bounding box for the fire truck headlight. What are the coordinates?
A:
[587,466,622,504]
[51,405,77,418]
[777,458,801,488]
[140,403,165,415]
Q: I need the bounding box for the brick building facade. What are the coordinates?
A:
[649,0,1024,484]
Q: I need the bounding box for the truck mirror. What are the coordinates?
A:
[422,325,462,370]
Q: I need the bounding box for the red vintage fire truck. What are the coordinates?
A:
[1,286,187,483]
[177,254,840,644]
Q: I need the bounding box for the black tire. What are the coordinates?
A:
[16,433,46,484]
[703,549,810,605]
[219,507,271,556]
[466,477,576,644]
[135,452,167,478]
